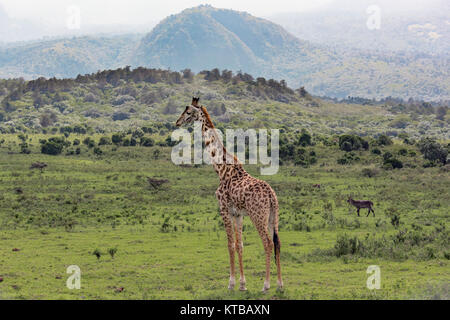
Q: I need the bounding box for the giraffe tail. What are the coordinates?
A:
[273,230,280,262]
[270,195,281,263]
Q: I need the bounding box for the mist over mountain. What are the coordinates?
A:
[0,4,448,101]
[268,0,450,55]
[0,4,49,43]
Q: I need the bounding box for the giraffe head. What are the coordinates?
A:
[175,97,203,127]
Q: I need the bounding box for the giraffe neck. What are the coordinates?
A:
[200,107,246,182]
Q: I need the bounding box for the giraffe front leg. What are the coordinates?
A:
[234,215,246,291]
[221,210,236,290]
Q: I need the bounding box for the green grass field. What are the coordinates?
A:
[0,134,448,300]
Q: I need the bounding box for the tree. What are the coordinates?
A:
[339,135,368,151]
[40,137,67,155]
[417,138,448,165]
[112,133,124,145]
[377,135,393,146]
[297,130,312,146]
[98,136,112,146]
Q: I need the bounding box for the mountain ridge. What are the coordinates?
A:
[0,5,448,101]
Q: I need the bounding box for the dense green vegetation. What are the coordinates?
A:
[0,122,448,299]
[0,67,448,141]
[0,62,448,300]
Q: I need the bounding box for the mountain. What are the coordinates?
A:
[0,35,141,79]
[268,0,450,56]
[0,5,448,101]
[133,5,309,75]
[132,5,449,101]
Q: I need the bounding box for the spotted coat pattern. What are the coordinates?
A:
[176,98,283,292]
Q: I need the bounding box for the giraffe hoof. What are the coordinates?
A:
[262,282,270,293]
[239,285,247,291]
[228,284,235,290]
[277,280,284,291]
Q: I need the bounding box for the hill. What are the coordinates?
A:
[0,67,447,140]
[0,35,140,79]
[0,5,448,101]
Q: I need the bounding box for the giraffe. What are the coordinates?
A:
[175,97,283,292]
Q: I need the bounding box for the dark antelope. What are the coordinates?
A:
[347,197,375,217]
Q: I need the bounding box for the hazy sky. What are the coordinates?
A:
[0,0,336,26]
[0,0,443,39]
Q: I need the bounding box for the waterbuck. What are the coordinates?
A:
[347,197,375,217]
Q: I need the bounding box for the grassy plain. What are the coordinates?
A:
[0,134,448,300]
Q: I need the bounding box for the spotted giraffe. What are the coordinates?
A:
[175,97,283,292]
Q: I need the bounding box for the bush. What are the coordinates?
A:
[337,152,360,165]
[383,152,393,161]
[339,134,368,152]
[371,148,381,155]
[362,168,379,177]
[83,137,95,148]
[384,158,403,169]
[40,137,68,155]
[377,135,393,146]
[112,133,124,145]
[334,234,364,257]
[293,147,317,167]
[140,137,155,147]
[93,147,102,155]
[417,138,447,165]
[98,136,112,146]
[112,112,130,121]
[112,95,134,106]
[297,130,312,146]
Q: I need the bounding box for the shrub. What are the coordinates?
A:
[140,137,155,147]
[112,95,134,106]
[108,247,118,259]
[92,249,102,260]
[383,152,393,161]
[377,135,393,146]
[417,138,447,165]
[83,137,95,148]
[337,152,360,165]
[40,137,68,155]
[384,158,403,169]
[112,112,130,121]
[334,234,364,257]
[362,168,379,177]
[98,136,112,146]
[339,134,368,151]
[93,147,102,155]
[293,147,317,167]
[371,148,381,155]
[297,130,312,146]
[112,133,124,145]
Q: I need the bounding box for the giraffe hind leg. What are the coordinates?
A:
[234,214,246,291]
